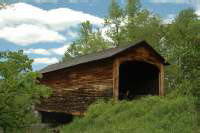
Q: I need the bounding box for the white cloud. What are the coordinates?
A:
[24,48,51,55]
[0,2,103,45]
[51,45,70,55]
[195,5,200,16]
[44,8,103,31]
[67,31,79,38]
[33,57,59,64]
[0,24,65,45]
[196,10,200,16]
[0,3,103,31]
[24,44,71,56]
[163,14,176,24]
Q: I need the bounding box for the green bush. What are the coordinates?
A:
[60,96,198,133]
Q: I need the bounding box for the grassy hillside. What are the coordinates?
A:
[61,96,199,133]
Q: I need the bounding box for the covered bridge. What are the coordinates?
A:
[37,40,168,122]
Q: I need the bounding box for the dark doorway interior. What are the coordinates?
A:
[40,111,74,124]
[119,61,159,100]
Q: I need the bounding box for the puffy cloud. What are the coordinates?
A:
[0,3,103,31]
[0,2,103,45]
[0,24,65,45]
[51,45,70,55]
[24,44,71,56]
[33,57,59,64]
[24,48,51,55]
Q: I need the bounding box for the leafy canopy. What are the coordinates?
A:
[63,21,110,61]
[0,51,51,132]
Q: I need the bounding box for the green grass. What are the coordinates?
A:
[13,126,51,133]
[11,124,56,133]
[60,96,199,133]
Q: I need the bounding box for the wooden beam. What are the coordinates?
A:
[37,108,85,116]
[113,59,120,100]
[159,64,164,96]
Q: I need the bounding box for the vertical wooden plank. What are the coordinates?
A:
[159,64,164,96]
[113,59,120,100]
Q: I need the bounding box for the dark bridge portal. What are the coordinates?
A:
[119,61,159,100]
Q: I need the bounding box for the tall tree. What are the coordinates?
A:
[125,9,163,49]
[104,0,124,46]
[163,9,200,99]
[125,0,140,18]
[0,51,51,132]
[63,21,109,61]
[122,0,163,51]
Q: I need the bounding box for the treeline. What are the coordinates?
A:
[63,0,200,103]
[0,0,199,132]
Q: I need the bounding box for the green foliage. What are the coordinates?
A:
[0,51,51,132]
[104,0,163,49]
[14,126,50,133]
[63,0,163,59]
[109,0,123,19]
[105,0,126,46]
[157,8,200,126]
[162,9,200,99]
[124,9,163,49]
[61,96,198,133]
[125,0,140,17]
[63,21,110,61]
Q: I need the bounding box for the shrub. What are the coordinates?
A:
[61,95,198,133]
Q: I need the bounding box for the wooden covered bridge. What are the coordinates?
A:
[36,40,168,123]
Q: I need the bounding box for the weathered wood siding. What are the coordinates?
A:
[37,43,165,115]
[37,59,113,115]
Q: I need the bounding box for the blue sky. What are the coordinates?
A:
[0,0,199,71]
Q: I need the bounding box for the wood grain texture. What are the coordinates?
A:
[159,64,164,96]
[37,59,113,115]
